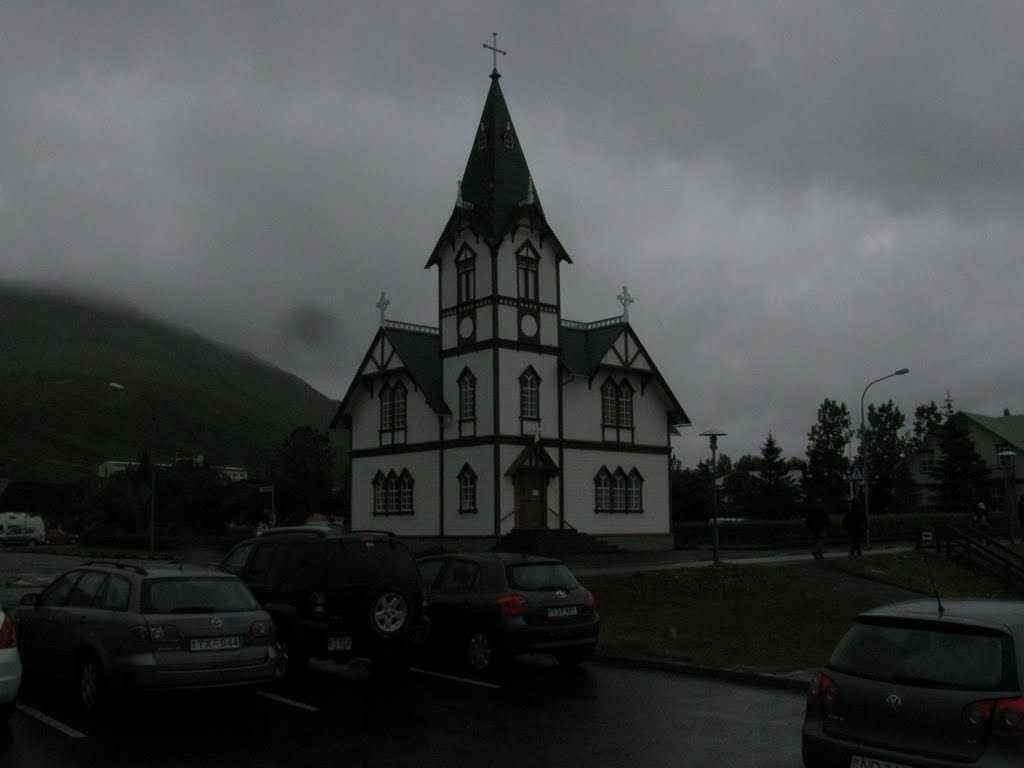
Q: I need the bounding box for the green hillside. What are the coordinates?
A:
[0,283,339,483]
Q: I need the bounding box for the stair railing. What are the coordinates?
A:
[547,508,577,532]
[936,524,1024,594]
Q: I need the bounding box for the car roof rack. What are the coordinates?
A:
[82,560,149,576]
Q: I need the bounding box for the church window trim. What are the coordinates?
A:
[519,366,540,425]
[456,247,477,305]
[504,131,514,149]
[458,368,476,422]
[611,468,627,512]
[373,468,415,516]
[399,469,414,514]
[618,380,634,428]
[601,378,618,426]
[599,377,636,444]
[392,382,407,429]
[458,464,478,514]
[373,471,387,515]
[477,122,487,149]
[379,383,393,431]
[595,466,643,514]
[378,381,408,446]
[594,467,612,512]
[627,469,644,512]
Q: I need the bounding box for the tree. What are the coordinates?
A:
[751,433,796,519]
[270,426,337,524]
[858,400,915,514]
[927,416,991,516]
[905,400,946,456]
[805,399,853,517]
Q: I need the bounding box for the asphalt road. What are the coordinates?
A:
[2,657,807,768]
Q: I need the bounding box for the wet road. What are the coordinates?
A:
[3,657,805,768]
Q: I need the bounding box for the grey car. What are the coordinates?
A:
[14,561,277,712]
[803,599,1024,768]
[0,525,44,547]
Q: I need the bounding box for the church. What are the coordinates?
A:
[330,55,689,549]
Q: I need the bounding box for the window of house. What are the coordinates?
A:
[996,444,1016,469]
[373,472,386,514]
[601,379,617,425]
[379,384,393,430]
[399,470,414,514]
[457,254,476,304]
[386,471,398,513]
[594,469,611,511]
[919,449,935,473]
[618,381,634,427]
[517,255,539,301]
[612,469,627,511]
[627,470,643,511]
[458,369,476,421]
[458,465,477,513]
[477,123,487,149]
[520,368,539,420]
[392,383,407,429]
[504,131,514,148]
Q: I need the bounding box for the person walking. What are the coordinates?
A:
[843,493,866,558]
[805,503,829,560]
[974,500,991,534]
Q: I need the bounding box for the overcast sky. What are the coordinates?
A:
[2,1,1022,467]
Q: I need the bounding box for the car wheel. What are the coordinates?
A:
[555,645,595,667]
[370,589,409,637]
[78,653,105,714]
[466,629,499,672]
[275,634,308,682]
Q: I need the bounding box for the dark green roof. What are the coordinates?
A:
[384,327,448,414]
[959,411,1024,450]
[458,71,543,237]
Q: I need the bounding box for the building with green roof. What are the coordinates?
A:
[331,58,689,548]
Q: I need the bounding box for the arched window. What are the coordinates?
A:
[392,383,407,429]
[458,369,476,421]
[456,248,476,304]
[379,384,393,430]
[601,379,618,425]
[504,131,514,149]
[477,123,487,149]
[519,367,540,420]
[618,381,634,428]
[386,471,399,514]
[612,468,627,511]
[627,469,644,512]
[399,470,414,514]
[517,254,538,301]
[372,471,386,515]
[594,468,612,511]
[458,465,477,513]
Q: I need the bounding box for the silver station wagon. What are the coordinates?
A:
[14,561,277,712]
[803,599,1024,768]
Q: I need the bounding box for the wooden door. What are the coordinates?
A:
[514,472,547,529]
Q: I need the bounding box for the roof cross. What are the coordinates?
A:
[617,285,635,322]
[376,291,390,327]
[482,32,506,73]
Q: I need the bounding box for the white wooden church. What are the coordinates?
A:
[330,59,689,548]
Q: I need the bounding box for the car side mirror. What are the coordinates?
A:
[20,593,38,607]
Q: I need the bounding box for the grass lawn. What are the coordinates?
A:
[585,551,1020,674]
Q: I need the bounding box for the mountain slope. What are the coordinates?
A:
[0,283,338,482]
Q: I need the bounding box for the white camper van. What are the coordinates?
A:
[0,513,46,545]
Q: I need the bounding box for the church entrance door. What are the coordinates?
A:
[514,472,547,529]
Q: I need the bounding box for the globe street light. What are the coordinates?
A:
[859,367,909,548]
[699,427,727,565]
[109,381,157,553]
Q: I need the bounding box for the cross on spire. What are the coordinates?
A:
[376,291,390,327]
[482,32,506,74]
[617,286,635,321]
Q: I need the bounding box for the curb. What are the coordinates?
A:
[594,652,812,693]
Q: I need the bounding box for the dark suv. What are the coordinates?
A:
[220,527,429,677]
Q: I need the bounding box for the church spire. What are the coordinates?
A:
[456,55,544,238]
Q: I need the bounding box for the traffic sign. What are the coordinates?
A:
[850,465,864,482]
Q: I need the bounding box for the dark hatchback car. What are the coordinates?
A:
[220,527,429,677]
[803,599,1024,768]
[416,552,599,673]
[14,561,277,713]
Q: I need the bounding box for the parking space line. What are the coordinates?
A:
[257,690,320,712]
[16,703,87,740]
[410,667,502,689]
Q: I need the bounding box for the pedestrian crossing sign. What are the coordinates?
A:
[850,465,865,482]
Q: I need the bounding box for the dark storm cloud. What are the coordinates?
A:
[1,1,1022,464]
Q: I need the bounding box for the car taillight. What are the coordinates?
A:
[496,594,528,616]
[248,620,270,640]
[148,624,182,647]
[807,671,839,713]
[0,614,16,649]
[964,697,1024,739]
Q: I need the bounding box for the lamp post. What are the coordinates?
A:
[998,450,1017,544]
[859,367,909,548]
[109,381,156,553]
[700,427,727,565]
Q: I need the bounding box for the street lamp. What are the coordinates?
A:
[859,367,909,548]
[109,381,157,553]
[699,427,727,565]
[998,450,1017,544]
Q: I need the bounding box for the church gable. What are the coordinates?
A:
[599,328,653,372]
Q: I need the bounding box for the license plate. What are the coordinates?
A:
[547,606,579,618]
[327,636,352,652]
[189,636,240,652]
[850,756,914,768]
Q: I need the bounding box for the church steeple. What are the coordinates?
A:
[456,69,544,238]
